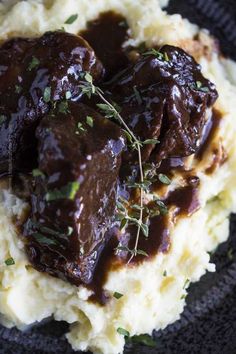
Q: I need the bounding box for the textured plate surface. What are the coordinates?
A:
[0,0,236,353]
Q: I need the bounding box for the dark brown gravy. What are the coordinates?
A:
[81,11,131,78]
[196,109,222,160]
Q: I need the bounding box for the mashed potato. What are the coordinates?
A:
[0,1,236,354]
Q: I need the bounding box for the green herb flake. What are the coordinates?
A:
[194,81,210,93]
[46,181,80,202]
[28,56,40,71]
[117,327,130,337]
[143,48,164,60]
[158,173,171,185]
[113,292,124,299]
[131,334,156,347]
[15,85,22,94]
[140,223,149,237]
[163,270,167,277]
[33,232,58,246]
[58,100,69,114]
[86,115,94,127]
[32,168,45,177]
[0,115,7,124]
[65,91,72,99]
[43,86,51,103]
[180,294,187,300]
[196,81,202,89]
[67,226,73,236]
[65,14,78,25]
[120,218,128,231]
[84,72,93,84]
[136,249,149,257]
[183,279,190,289]
[76,122,87,134]
[154,199,168,215]
[5,257,15,266]
[164,52,169,62]
[143,139,159,145]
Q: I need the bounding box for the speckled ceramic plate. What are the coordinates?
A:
[0,1,236,353]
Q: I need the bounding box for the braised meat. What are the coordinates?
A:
[0,31,103,175]
[24,102,124,285]
[0,12,220,296]
[107,45,218,163]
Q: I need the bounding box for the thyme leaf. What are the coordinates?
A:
[131,334,156,347]
[117,327,130,337]
[113,292,124,299]
[5,257,15,266]
[65,14,78,24]
[46,181,80,201]
[28,56,40,71]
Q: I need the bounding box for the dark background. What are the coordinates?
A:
[1,0,236,353]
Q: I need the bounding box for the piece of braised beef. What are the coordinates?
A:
[107,45,218,164]
[23,102,125,285]
[0,31,104,176]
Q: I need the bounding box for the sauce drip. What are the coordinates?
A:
[81,11,130,78]
[196,109,222,159]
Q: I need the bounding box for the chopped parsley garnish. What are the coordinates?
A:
[15,85,22,94]
[113,292,124,299]
[131,334,156,347]
[163,270,167,277]
[0,115,7,124]
[158,173,171,185]
[86,116,94,127]
[46,181,80,202]
[5,257,15,266]
[28,56,40,71]
[65,14,78,25]
[43,86,51,103]
[117,327,130,337]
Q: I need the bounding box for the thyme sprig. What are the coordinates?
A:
[79,72,148,262]
[79,72,169,262]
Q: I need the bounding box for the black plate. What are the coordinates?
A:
[0,1,236,353]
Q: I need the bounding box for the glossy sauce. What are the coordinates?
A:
[196,109,222,159]
[81,11,131,78]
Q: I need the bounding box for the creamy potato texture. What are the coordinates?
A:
[0,1,236,354]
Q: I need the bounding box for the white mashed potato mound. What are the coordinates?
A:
[0,1,236,354]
